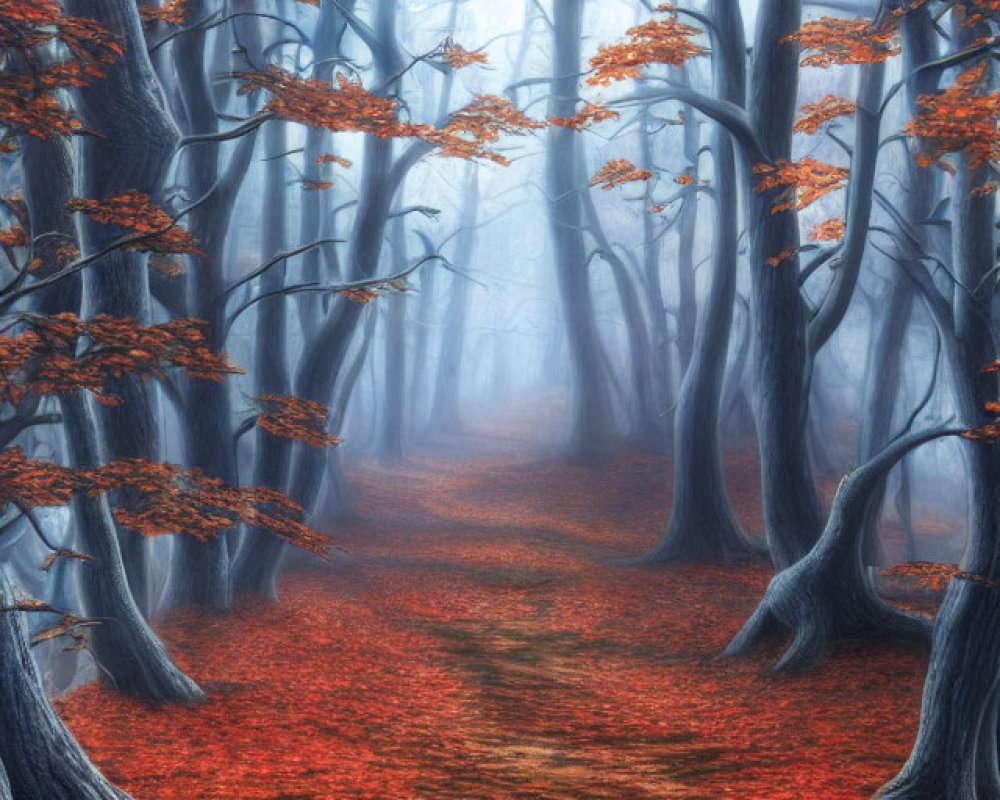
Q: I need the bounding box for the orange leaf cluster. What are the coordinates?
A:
[256,395,342,450]
[795,94,857,134]
[883,561,965,591]
[550,102,621,130]
[425,95,546,165]
[588,13,706,86]
[905,63,1000,169]
[753,158,850,213]
[674,173,693,186]
[67,191,203,256]
[0,314,242,406]
[56,449,929,800]
[87,460,329,558]
[811,217,846,241]
[591,159,653,190]
[137,0,187,26]
[0,1,122,141]
[240,69,544,165]
[316,153,352,168]
[0,223,26,248]
[0,447,87,509]
[766,247,797,267]
[439,38,489,70]
[238,70,405,138]
[787,16,899,67]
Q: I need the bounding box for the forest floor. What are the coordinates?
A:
[57,426,935,799]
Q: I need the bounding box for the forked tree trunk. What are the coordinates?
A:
[724,427,954,672]
[646,0,753,563]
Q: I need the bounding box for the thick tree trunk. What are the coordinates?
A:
[169,0,258,610]
[725,427,952,672]
[64,0,180,616]
[22,133,202,704]
[744,0,823,569]
[232,107,293,600]
[879,580,1000,799]
[547,0,615,461]
[646,0,753,563]
[880,13,1000,793]
[0,568,132,800]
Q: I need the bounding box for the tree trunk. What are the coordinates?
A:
[231,97,293,601]
[744,0,823,569]
[646,0,753,563]
[725,427,952,672]
[168,0,259,610]
[22,133,202,704]
[64,0,180,617]
[547,0,614,461]
[0,567,132,800]
[379,213,408,460]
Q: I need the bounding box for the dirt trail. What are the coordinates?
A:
[58,446,928,800]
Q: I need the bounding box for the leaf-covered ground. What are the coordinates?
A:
[57,447,930,799]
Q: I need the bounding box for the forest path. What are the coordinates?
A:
[59,445,927,800]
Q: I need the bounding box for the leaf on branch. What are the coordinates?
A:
[301,180,334,191]
[40,549,93,572]
[795,95,857,135]
[138,0,188,26]
[0,447,88,509]
[591,159,653,190]
[0,313,242,406]
[905,63,1000,170]
[67,191,204,256]
[811,217,846,241]
[883,561,964,591]
[30,614,101,648]
[338,287,381,305]
[438,37,489,70]
[0,2,122,139]
[256,395,342,450]
[766,247,797,268]
[550,102,620,131]
[753,158,849,213]
[786,16,900,67]
[90,459,331,559]
[317,154,353,168]
[588,9,706,86]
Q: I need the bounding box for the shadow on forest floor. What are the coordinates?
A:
[57,435,934,799]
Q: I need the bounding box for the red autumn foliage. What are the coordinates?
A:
[753,158,850,213]
[85,460,329,557]
[787,16,899,67]
[57,447,929,799]
[256,395,342,450]
[67,191,204,256]
[766,247,798,267]
[883,561,965,591]
[591,159,653,190]
[316,153,353,168]
[0,446,87,509]
[137,0,187,26]
[439,37,489,69]
[795,94,857,134]
[905,62,1000,170]
[549,102,621,130]
[0,1,122,141]
[239,70,543,165]
[811,217,847,241]
[0,314,242,406]
[588,7,706,86]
